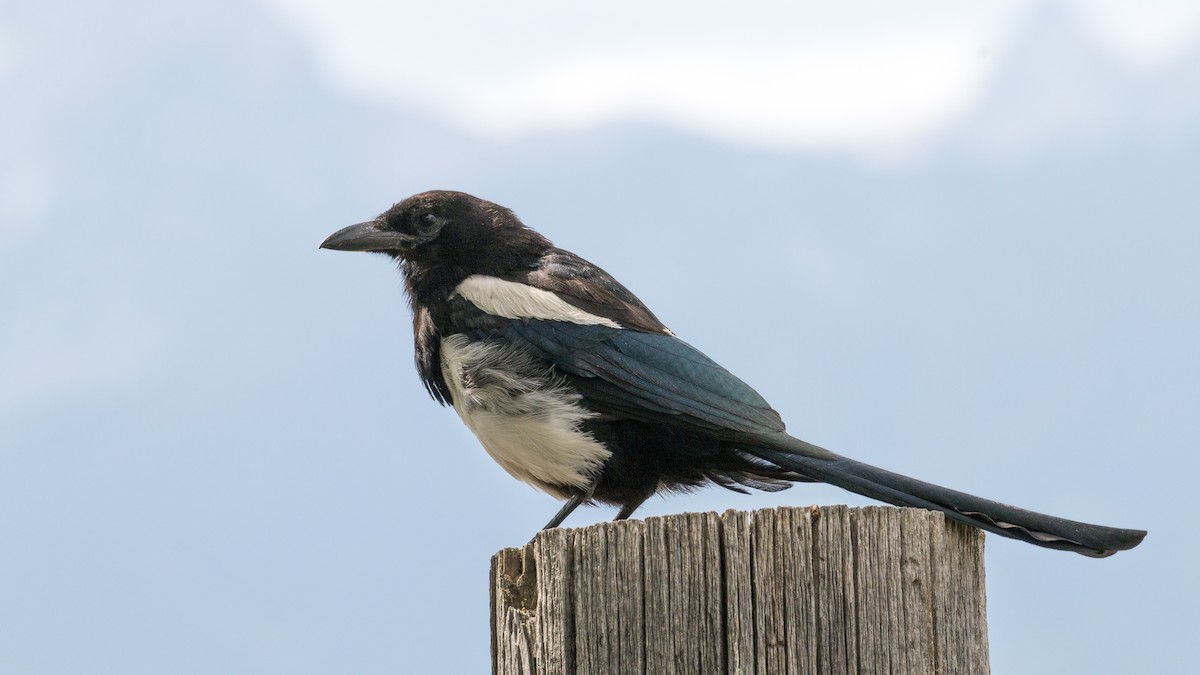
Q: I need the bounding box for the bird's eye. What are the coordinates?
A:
[417,212,440,233]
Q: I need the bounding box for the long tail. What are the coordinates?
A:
[743,436,1146,557]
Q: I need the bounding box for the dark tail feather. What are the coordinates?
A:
[744,437,1146,557]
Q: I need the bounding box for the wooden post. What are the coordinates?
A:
[490,506,989,675]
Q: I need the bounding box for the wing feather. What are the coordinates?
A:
[448,294,785,436]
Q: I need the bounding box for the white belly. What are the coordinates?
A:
[439,334,611,497]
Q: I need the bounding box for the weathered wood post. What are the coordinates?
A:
[490,505,988,674]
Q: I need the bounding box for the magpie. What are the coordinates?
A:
[321,190,1146,557]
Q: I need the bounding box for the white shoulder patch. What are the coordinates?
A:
[454,275,622,328]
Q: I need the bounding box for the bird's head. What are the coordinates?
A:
[320,190,510,264]
[322,190,555,294]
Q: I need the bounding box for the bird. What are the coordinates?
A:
[320,190,1146,557]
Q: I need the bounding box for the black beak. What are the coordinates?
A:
[320,221,418,253]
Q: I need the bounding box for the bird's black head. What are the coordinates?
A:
[320,191,550,282]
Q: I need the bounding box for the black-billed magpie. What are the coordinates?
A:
[321,190,1145,557]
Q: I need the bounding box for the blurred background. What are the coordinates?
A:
[2,1,1197,672]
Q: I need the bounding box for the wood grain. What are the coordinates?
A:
[491,506,989,674]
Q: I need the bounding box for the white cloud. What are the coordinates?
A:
[440,38,989,152]
[1068,0,1200,68]
[260,1,1200,152]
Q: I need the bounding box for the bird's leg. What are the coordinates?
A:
[613,487,654,521]
[541,494,585,530]
[541,481,597,531]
